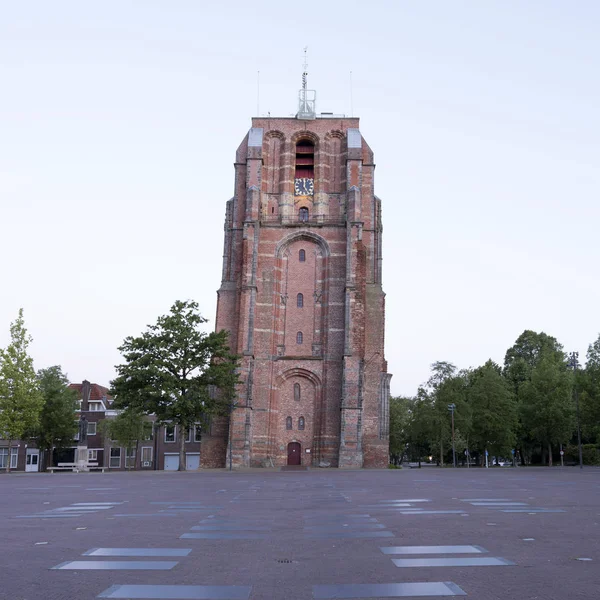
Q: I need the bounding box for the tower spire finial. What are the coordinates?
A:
[297,47,316,119]
[302,46,308,90]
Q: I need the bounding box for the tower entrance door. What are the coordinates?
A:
[287,442,301,466]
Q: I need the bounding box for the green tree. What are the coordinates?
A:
[0,309,44,472]
[389,396,411,465]
[405,387,434,466]
[520,355,574,465]
[37,366,78,468]
[504,330,565,464]
[100,409,146,470]
[468,360,517,463]
[580,334,600,442]
[111,300,239,471]
[423,362,469,465]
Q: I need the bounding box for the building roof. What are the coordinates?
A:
[69,382,113,402]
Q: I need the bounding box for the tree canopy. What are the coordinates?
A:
[37,365,78,468]
[111,300,238,470]
[0,309,44,472]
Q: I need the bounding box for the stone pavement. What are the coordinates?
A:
[1,467,598,599]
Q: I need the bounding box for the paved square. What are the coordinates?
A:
[1,468,598,599]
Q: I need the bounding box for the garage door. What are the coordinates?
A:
[164,454,179,471]
[186,454,200,470]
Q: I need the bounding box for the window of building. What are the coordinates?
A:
[299,207,309,222]
[89,402,101,411]
[125,447,136,468]
[195,425,202,442]
[88,449,98,461]
[296,331,303,345]
[299,249,306,262]
[0,448,10,469]
[294,383,301,401]
[298,416,305,430]
[87,421,96,436]
[143,422,154,441]
[295,139,315,179]
[142,446,153,466]
[0,448,17,469]
[109,447,121,468]
[185,427,192,443]
[165,425,176,443]
[297,293,304,308]
[286,416,293,430]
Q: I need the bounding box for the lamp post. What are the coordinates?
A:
[568,352,584,470]
[447,403,456,468]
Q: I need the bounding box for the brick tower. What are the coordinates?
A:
[212,79,391,468]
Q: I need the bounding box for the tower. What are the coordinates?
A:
[211,79,391,469]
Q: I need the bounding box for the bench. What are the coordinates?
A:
[47,462,106,473]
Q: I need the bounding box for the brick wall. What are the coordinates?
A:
[215,116,391,469]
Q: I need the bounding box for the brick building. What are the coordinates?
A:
[70,380,204,471]
[212,84,391,468]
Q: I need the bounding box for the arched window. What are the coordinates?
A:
[286,416,292,430]
[296,331,303,345]
[298,416,305,430]
[299,207,309,222]
[294,383,301,401]
[295,140,315,180]
[299,249,306,262]
[297,293,304,308]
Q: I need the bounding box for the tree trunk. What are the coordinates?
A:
[49,445,54,469]
[6,440,12,473]
[178,426,186,471]
[439,437,444,467]
[548,442,553,467]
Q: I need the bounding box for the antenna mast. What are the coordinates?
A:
[296,47,316,119]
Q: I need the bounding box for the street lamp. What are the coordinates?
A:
[448,403,456,468]
[568,352,584,470]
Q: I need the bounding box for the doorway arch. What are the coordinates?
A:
[287,442,301,466]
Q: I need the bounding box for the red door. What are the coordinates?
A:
[287,442,301,466]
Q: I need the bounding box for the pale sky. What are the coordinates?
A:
[1,1,599,396]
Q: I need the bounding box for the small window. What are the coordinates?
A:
[294,383,301,401]
[142,447,153,464]
[109,447,121,468]
[125,447,136,468]
[298,416,305,430]
[10,448,18,469]
[299,249,306,262]
[87,421,97,436]
[195,425,202,442]
[299,207,309,222]
[88,449,98,461]
[165,425,176,443]
[297,293,304,308]
[0,448,7,469]
[143,422,154,441]
[89,402,101,411]
[185,427,193,443]
[296,331,303,345]
[286,416,293,430]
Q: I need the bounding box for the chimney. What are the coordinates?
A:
[81,380,91,411]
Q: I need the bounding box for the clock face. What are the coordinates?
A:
[295,178,314,196]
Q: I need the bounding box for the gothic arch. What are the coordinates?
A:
[275,231,331,259]
[290,130,320,150]
[263,130,285,195]
[275,367,322,390]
